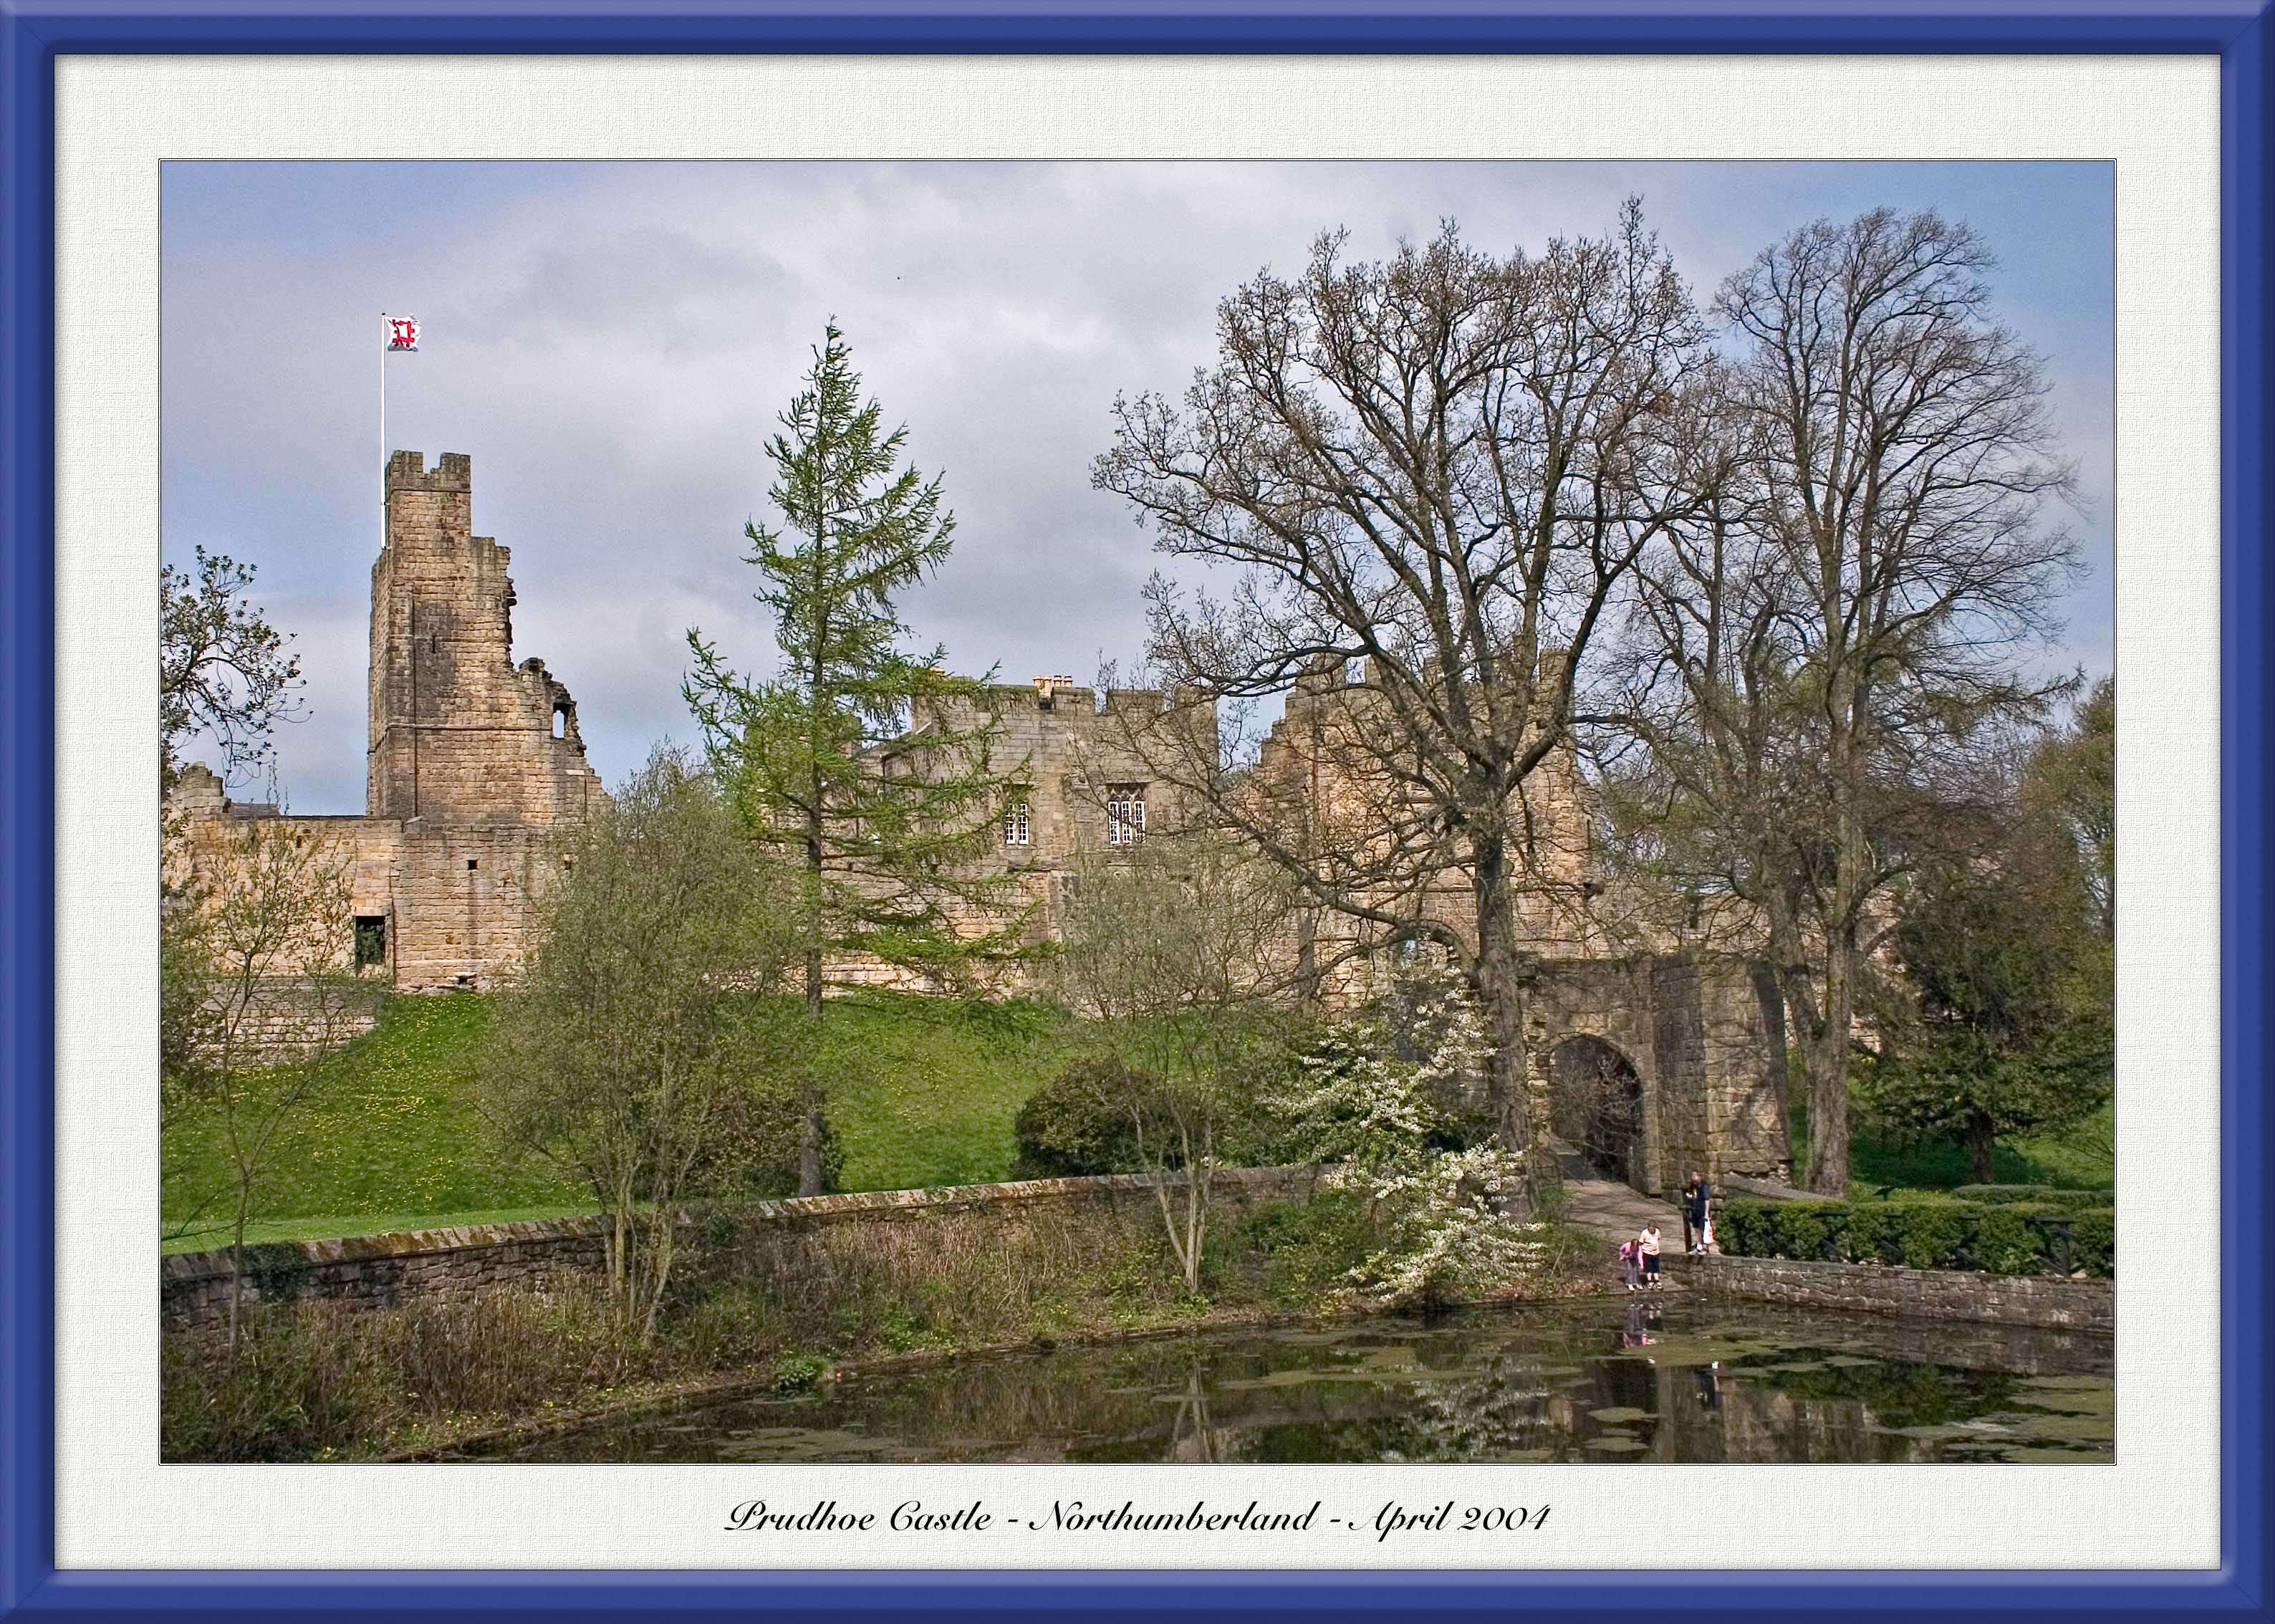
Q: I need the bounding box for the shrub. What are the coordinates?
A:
[1772,1201,1850,1262]
[2070,1207,2115,1277]
[1893,1200,1973,1269]
[1237,1189,1376,1309]
[1844,1201,1910,1266]
[1716,1195,2110,1276]
[1010,1057,1164,1178]
[1950,1184,2110,1209]
[1973,1201,2067,1274]
[1716,1198,1776,1257]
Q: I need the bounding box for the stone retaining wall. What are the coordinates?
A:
[161,1165,1316,1332]
[1686,1252,2112,1332]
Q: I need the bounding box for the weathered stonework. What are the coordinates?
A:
[166,452,606,1000]
[1688,1252,2115,1333]
[824,676,1218,991]
[167,450,1788,1195]
[159,1165,1315,1332]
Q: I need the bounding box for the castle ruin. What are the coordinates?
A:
[168,451,607,999]
[166,451,1789,1193]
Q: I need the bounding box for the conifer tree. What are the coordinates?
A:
[686,322,1026,1190]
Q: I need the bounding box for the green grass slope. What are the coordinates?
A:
[162,990,1092,1249]
[814,993,1084,1193]
[161,996,587,1251]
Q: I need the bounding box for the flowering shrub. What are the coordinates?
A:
[1333,1141,1548,1310]
[1272,970,1547,1310]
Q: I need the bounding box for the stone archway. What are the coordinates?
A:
[1548,1035,1648,1191]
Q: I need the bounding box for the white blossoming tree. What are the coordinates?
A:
[1273,967,1548,1310]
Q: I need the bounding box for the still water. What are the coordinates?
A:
[466,1294,2112,1464]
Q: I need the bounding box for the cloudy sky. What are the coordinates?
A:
[162,160,2112,812]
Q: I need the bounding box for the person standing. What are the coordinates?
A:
[1639,1223,1663,1288]
[1685,1173,1713,1255]
[1619,1237,1642,1291]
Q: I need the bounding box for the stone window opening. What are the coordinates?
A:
[466,858,478,870]
[1106,786,1146,847]
[552,706,567,739]
[352,915,388,969]
[1003,794,1031,847]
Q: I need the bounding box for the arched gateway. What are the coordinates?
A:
[1525,953,1792,1198]
[1549,1036,1647,1188]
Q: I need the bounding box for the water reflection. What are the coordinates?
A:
[465,1297,2112,1465]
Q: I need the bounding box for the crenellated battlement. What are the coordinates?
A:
[385,450,471,493]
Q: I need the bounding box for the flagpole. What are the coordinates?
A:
[379,311,387,543]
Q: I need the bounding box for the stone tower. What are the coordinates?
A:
[367,451,602,825]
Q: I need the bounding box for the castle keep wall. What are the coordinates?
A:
[367,452,603,828]
[169,452,605,1005]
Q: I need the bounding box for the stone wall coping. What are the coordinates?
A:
[1718,1173,1809,1201]
[1697,1251,2113,1294]
[160,1163,1317,1285]
[1689,1251,2112,1332]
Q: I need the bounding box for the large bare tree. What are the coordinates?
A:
[1600,208,2082,1193]
[1093,207,1710,1209]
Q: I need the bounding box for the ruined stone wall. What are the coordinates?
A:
[168,453,606,1012]
[166,768,407,954]
[367,451,605,829]
[823,679,1218,994]
[388,825,568,992]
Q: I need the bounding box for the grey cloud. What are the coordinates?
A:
[163,161,2114,814]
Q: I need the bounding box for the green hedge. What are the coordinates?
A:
[1718,1196,2112,1277]
[1948,1184,2112,1209]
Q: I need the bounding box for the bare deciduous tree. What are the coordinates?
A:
[1599,208,2082,1192]
[1052,834,1298,1294]
[161,815,358,1345]
[1093,207,1711,1211]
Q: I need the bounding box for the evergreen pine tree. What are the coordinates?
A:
[686,321,1029,1191]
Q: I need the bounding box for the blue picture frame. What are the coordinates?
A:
[1,2,2267,1617]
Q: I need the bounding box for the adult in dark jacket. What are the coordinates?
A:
[1684,1173,1713,1254]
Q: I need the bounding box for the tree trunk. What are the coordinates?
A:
[799,802,826,1195]
[1966,1113,1997,1185]
[1471,833,1552,1215]
[1802,934,1854,1196]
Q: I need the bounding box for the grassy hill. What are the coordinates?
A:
[163,987,2113,1251]
[161,990,1090,1251]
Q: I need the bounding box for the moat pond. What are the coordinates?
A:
[459,1295,2112,1465]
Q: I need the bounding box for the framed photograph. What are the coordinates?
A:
[2,3,2266,1618]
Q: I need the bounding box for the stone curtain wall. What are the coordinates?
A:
[1685,1253,2113,1334]
[160,1166,1316,1333]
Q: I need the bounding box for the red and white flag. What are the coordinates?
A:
[385,314,420,352]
